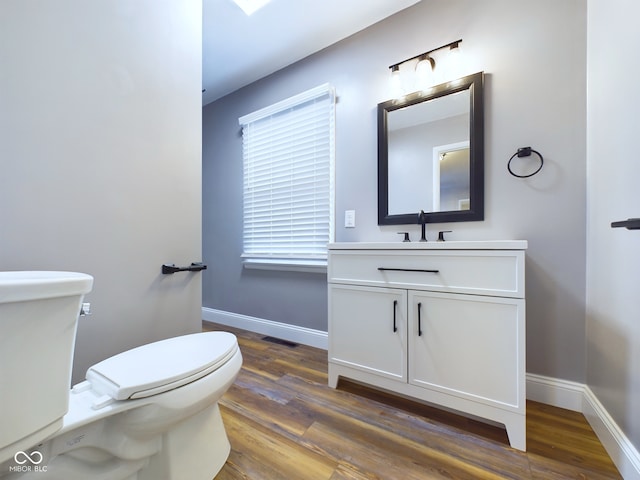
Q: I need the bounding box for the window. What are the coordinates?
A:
[239,84,335,272]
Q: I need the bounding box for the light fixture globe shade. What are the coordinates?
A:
[415,56,435,91]
[441,43,463,80]
[389,65,404,98]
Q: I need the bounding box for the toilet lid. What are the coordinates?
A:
[85,331,238,401]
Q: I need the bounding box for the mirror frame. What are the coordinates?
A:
[377,71,484,225]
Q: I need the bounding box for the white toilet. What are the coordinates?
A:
[0,271,242,480]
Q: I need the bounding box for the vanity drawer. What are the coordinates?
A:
[328,250,524,298]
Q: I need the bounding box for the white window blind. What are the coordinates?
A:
[239,84,335,267]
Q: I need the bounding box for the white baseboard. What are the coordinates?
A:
[203,308,639,479]
[201,307,328,350]
[583,386,640,480]
[526,373,585,412]
[527,373,640,480]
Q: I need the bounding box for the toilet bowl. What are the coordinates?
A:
[0,272,242,480]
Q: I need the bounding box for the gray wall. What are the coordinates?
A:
[203,0,587,383]
[586,0,640,454]
[202,97,329,330]
[0,0,203,384]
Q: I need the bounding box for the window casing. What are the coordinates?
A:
[239,84,335,271]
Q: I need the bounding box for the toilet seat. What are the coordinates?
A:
[85,332,238,401]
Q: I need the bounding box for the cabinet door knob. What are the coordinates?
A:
[417,302,423,336]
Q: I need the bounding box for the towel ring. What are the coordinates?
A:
[507,147,544,178]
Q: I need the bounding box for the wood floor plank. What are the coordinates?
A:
[337,378,511,444]
[329,462,378,480]
[221,388,313,439]
[526,403,620,477]
[278,374,531,479]
[527,453,622,480]
[204,322,622,480]
[281,375,530,464]
[221,404,337,480]
[305,417,526,480]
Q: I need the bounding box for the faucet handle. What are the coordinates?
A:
[437,230,452,242]
[397,232,411,242]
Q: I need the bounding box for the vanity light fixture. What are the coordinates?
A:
[389,64,403,98]
[389,39,462,94]
[415,54,436,91]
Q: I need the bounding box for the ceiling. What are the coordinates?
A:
[202,0,421,105]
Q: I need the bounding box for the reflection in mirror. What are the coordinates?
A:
[387,90,470,215]
[378,72,484,225]
[433,141,469,212]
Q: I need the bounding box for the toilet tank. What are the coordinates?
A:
[0,271,93,463]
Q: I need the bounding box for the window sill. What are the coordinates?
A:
[242,258,327,274]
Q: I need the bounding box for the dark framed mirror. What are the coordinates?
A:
[378,71,484,225]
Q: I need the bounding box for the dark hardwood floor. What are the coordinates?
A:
[204,322,621,479]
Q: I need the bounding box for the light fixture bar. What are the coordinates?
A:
[388,39,462,70]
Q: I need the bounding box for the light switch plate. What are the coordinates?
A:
[345,210,355,228]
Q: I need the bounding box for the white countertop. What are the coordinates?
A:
[328,240,528,251]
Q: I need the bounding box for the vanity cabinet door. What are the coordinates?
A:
[408,291,525,409]
[329,285,407,382]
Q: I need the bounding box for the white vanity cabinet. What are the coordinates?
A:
[327,241,527,451]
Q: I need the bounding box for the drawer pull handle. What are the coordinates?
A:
[393,300,398,333]
[417,302,423,336]
[378,267,439,274]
